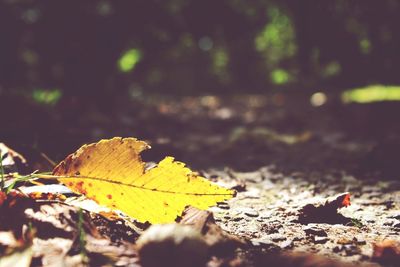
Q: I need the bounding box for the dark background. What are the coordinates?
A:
[1,0,400,179]
[1,0,399,96]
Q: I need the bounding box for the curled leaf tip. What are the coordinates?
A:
[341,193,351,207]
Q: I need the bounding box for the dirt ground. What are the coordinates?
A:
[1,91,400,266]
[208,166,400,266]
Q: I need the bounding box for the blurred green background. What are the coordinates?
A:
[1,0,400,101]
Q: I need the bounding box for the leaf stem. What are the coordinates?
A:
[77,208,88,261]
[0,153,4,191]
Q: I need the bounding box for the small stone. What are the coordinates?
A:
[383,221,394,226]
[232,215,244,222]
[356,238,366,245]
[280,239,294,249]
[337,238,353,245]
[244,209,259,218]
[217,202,230,210]
[271,234,287,242]
[314,236,329,244]
[303,226,327,237]
[251,240,262,246]
[394,223,400,229]
[293,236,303,241]
[214,217,222,222]
[251,239,280,250]
[343,244,360,256]
[333,246,342,253]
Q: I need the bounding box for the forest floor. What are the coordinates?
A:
[1,91,400,266]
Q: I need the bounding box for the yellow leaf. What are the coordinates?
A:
[53,137,234,224]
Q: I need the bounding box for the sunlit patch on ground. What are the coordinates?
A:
[342,85,400,104]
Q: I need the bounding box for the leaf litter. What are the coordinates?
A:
[0,139,238,266]
[1,139,400,266]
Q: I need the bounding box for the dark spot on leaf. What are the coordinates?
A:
[63,155,74,173]
[75,171,80,175]
[88,183,93,187]
[77,181,84,187]
[107,194,112,199]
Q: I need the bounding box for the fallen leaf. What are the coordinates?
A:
[136,224,208,267]
[297,192,351,224]
[53,137,235,224]
[179,206,244,256]
[0,143,27,173]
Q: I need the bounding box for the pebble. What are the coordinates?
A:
[333,246,342,253]
[383,221,394,226]
[271,234,287,242]
[333,244,360,256]
[217,202,230,209]
[232,215,244,222]
[303,226,327,237]
[356,238,366,245]
[314,236,329,244]
[337,238,353,245]
[251,239,280,250]
[244,209,259,218]
[343,244,360,256]
[280,239,294,249]
[293,236,303,241]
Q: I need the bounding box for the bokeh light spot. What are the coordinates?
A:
[198,36,213,51]
[342,85,400,103]
[310,92,327,107]
[32,88,62,106]
[118,48,142,73]
[270,69,290,85]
